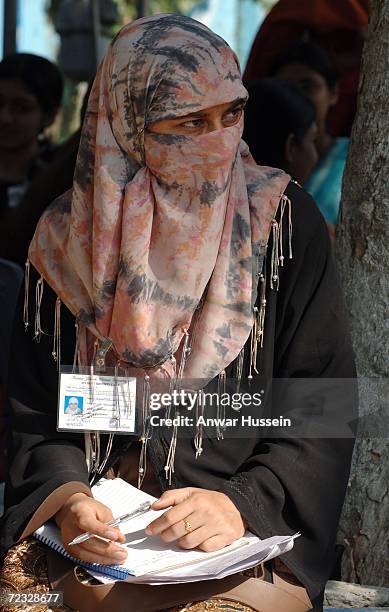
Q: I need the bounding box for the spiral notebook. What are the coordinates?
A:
[34,478,299,584]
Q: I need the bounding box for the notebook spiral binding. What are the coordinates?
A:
[34,529,130,581]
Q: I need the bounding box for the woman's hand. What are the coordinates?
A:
[145,487,246,552]
[55,492,128,565]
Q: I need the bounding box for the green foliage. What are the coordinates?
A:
[255,0,277,10]
[152,0,201,13]
[117,1,202,17]
[49,0,277,24]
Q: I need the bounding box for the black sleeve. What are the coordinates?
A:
[219,184,356,609]
[0,268,90,552]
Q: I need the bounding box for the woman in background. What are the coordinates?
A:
[0,53,63,221]
[243,0,369,137]
[271,41,349,236]
[243,77,318,186]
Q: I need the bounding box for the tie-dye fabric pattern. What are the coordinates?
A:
[29,14,290,379]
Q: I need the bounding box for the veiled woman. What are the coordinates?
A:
[0,14,355,612]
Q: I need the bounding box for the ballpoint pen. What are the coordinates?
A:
[67,501,152,546]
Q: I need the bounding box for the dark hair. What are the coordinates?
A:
[271,40,337,89]
[243,77,316,169]
[0,53,63,114]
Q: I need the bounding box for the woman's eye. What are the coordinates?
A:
[180,119,206,129]
[222,107,243,126]
[0,101,36,114]
[14,103,36,113]
[297,80,317,95]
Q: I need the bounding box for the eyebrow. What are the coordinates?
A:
[173,97,247,121]
[0,95,37,104]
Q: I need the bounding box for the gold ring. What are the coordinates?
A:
[184,520,192,533]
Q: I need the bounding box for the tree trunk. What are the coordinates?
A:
[336,0,389,587]
[324,580,389,608]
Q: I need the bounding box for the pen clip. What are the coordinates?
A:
[113,501,152,525]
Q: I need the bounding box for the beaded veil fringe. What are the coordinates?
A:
[22,191,292,487]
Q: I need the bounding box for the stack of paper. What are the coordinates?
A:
[34,478,299,585]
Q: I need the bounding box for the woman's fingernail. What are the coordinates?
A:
[145,526,152,535]
[105,529,119,540]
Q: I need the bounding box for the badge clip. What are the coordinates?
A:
[94,338,113,372]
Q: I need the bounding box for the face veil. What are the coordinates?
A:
[28,14,291,382]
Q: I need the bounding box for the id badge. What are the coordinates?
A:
[57,366,137,434]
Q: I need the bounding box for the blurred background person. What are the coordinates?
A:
[0,54,64,495]
[0,129,80,266]
[0,53,63,223]
[271,41,347,236]
[244,0,370,137]
[243,77,318,186]
[0,83,93,267]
